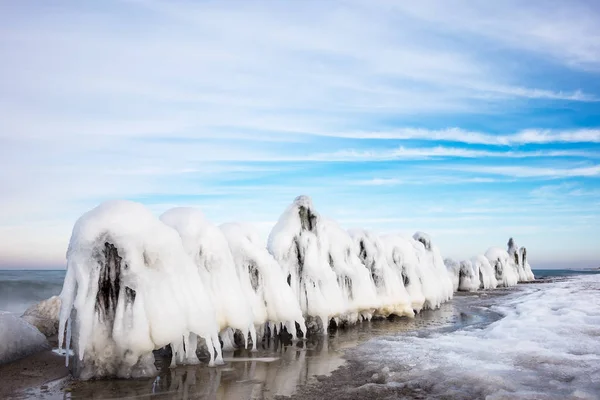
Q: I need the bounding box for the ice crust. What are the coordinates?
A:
[352,274,600,399]
[57,196,535,379]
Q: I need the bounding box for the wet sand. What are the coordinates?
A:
[1,286,525,400]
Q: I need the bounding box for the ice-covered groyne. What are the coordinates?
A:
[56,196,534,379]
[58,201,221,379]
[220,222,306,339]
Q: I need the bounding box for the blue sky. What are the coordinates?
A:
[1,0,599,269]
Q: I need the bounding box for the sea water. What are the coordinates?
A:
[0,270,65,314]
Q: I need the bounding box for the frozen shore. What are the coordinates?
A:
[1,283,521,399]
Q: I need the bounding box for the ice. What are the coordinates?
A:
[353,274,600,399]
[381,235,427,312]
[58,200,221,379]
[471,254,499,289]
[444,258,461,292]
[0,312,49,364]
[220,222,306,338]
[410,232,454,309]
[160,208,256,350]
[508,238,535,282]
[485,247,519,287]
[267,196,349,328]
[54,196,538,380]
[349,230,413,318]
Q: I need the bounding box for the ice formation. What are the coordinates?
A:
[318,220,381,323]
[58,201,221,379]
[0,312,49,364]
[349,230,413,318]
[471,255,498,289]
[410,232,454,308]
[220,222,306,338]
[444,258,461,292]
[507,238,535,282]
[485,247,519,287]
[381,235,426,312]
[160,208,257,350]
[458,260,480,291]
[54,195,537,380]
[267,196,349,328]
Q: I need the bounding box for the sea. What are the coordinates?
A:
[0,270,65,314]
[1,268,599,399]
[1,268,596,315]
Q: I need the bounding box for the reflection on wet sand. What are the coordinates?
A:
[64,293,496,400]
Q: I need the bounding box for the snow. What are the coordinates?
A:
[0,312,49,364]
[58,200,221,379]
[160,208,256,350]
[353,274,600,399]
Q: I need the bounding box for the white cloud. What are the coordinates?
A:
[306,128,600,145]
[443,165,600,178]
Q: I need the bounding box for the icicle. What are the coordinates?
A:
[205,335,215,367]
[249,325,257,352]
[65,316,72,367]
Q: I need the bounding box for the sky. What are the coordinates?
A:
[1,0,599,269]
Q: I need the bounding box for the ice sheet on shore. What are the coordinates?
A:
[352,274,600,399]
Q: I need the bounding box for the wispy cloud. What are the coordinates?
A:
[442,165,600,178]
[305,128,600,146]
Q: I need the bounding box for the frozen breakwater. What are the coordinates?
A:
[53,195,535,379]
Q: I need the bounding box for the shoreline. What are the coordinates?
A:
[0,284,529,400]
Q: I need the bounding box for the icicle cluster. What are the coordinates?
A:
[58,196,534,380]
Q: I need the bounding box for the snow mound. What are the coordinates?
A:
[349,230,413,318]
[59,200,221,379]
[0,312,49,364]
[485,247,519,287]
[161,207,257,350]
[220,222,306,338]
[22,295,61,337]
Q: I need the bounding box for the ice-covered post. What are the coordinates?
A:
[267,196,346,333]
[58,201,221,379]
